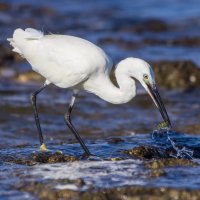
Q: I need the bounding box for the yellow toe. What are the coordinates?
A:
[40,143,48,152]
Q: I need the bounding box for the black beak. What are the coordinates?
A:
[146,83,171,128]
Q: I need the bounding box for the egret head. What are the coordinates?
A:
[125,58,171,128]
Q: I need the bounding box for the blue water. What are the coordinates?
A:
[4,0,200,21]
[2,0,200,66]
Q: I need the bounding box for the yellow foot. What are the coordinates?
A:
[40,143,48,152]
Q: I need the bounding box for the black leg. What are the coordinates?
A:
[30,83,48,151]
[64,91,92,156]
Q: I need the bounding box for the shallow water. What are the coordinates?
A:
[1,131,200,198]
[0,82,199,198]
[0,0,200,199]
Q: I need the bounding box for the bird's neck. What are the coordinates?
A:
[84,68,136,104]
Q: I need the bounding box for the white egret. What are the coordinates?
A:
[8,28,171,156]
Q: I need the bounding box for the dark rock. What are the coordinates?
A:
[146,158,198,169]
[32,151,78,163]
[123,145,198,160]
[123,146,163,159]
[152,60,200,89]
[3,156,37,166]
[2,152,77,166]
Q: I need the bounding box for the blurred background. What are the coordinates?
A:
[0,0,200,147]
[0,1,200,199]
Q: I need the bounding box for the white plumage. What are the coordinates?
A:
[8,28,171,154]
[8,28,155,104]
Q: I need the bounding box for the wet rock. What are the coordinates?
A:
[123,145,196,160]
[3,156,37,166]
[152,61,200,89]
[146,158,198,169]
[32,152,78,163]
[3,152,77,166]
[123,146,163,159]
[19,182,200,200]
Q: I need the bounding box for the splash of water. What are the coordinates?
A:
[167,135,193,159]
[152,128,194,159]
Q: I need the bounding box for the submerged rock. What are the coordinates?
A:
[152,60,200,89]
[3,152,78,166]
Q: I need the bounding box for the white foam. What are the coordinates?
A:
[31,159,146,190]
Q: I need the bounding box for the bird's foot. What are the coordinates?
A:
[157,120,171,130]
[40,143,49,152]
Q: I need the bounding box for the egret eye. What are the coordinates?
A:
[143,74,148,80]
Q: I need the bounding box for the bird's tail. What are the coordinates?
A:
[7,28,43,56]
